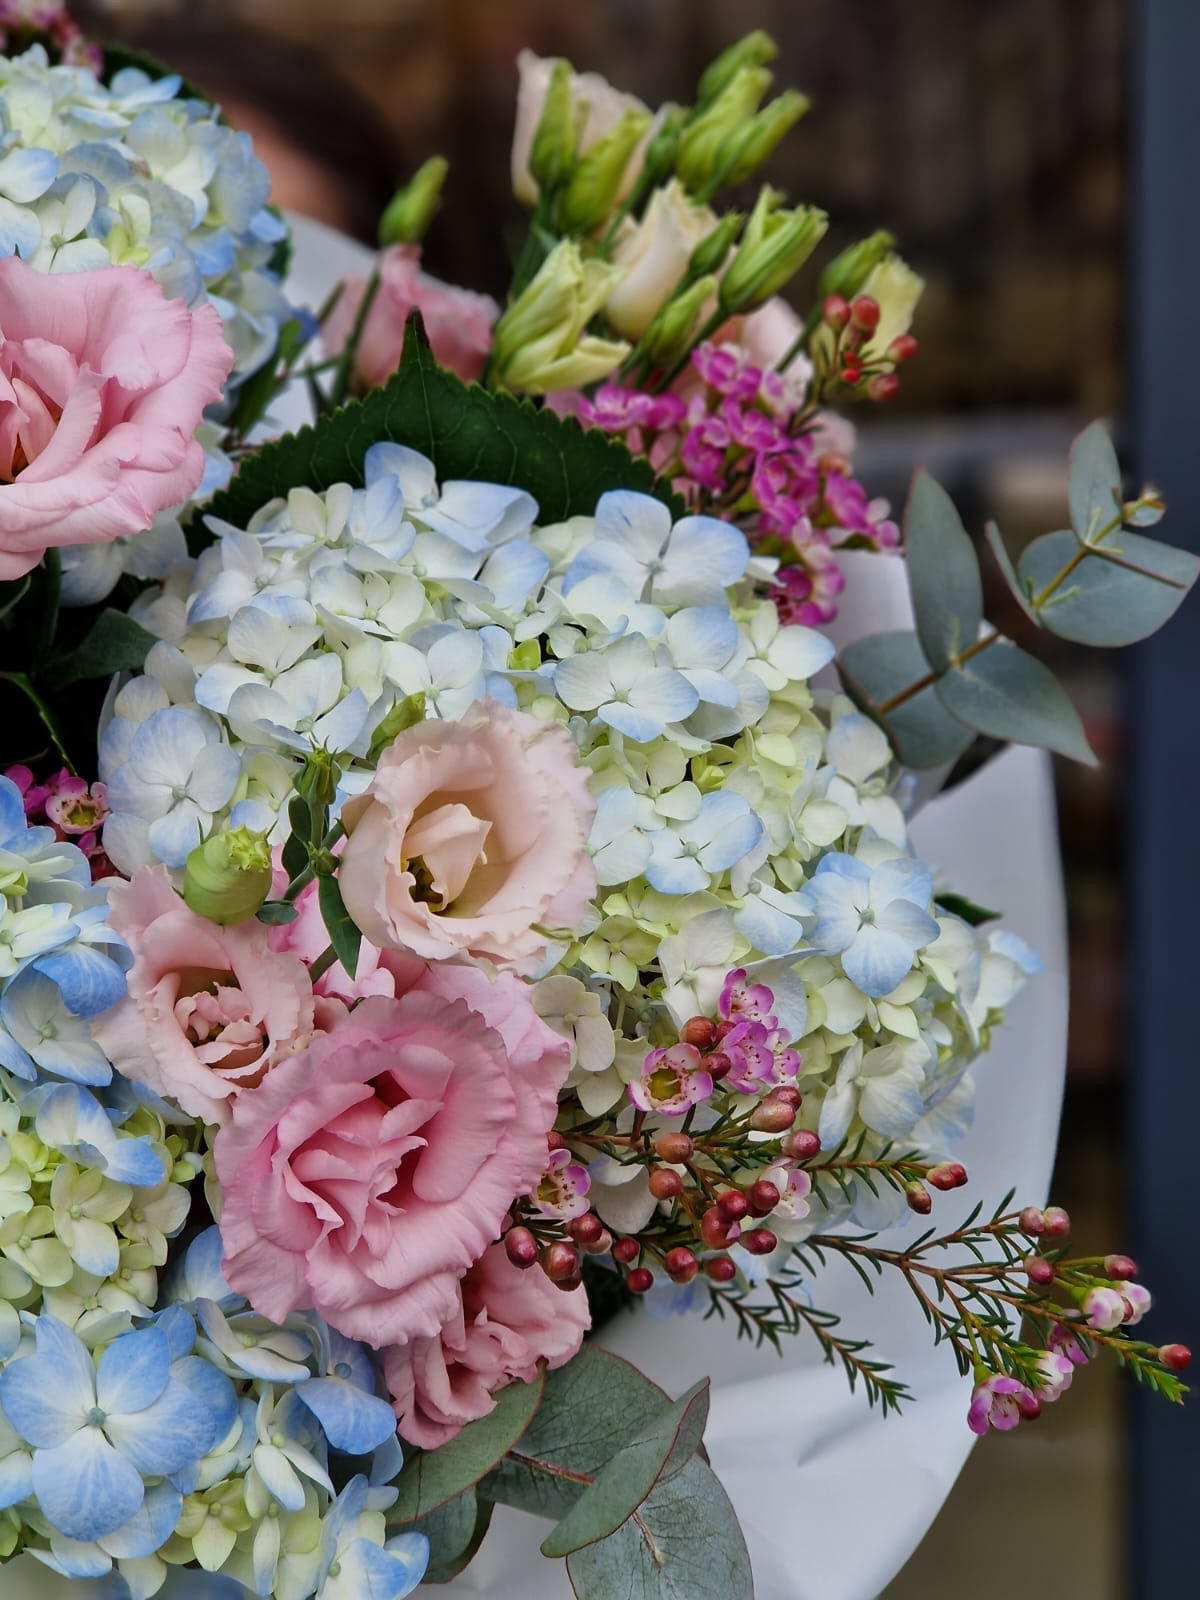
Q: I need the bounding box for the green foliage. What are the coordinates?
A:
[934,892,1001,926]
[205,316,678,536]
[391,1373,546,1522]
[1067,419,1123,544]
[935,642,1096,765]
[41,610,156,691]
[838,631,974,768]
[1018,527,1198,646]
[904,468,983,673]
[402,1488,495,1584]
[317,875,362,979]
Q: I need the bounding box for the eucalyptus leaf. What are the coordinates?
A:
[205,315,678,536]
[1018,528,1199,646]
[404,1488,494,1584]
[564,1456,753,1600]
[317,875,362,984]
[42,610,155,690]
[903,469,983,672]
[1068,420,1123,544]
[255,902,299,927]
[935,640,1097,765]
[984,521,1040,626]
[390,1373,545,1521]
[838,631,975,769]
[541,1380,710,1558]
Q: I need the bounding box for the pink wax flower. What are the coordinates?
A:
[1034,1350,1077,1402]
[1083,1286,1128,1332]
[3,764,48,817]
[215,963,571,1347]
[530,1147,592,1222]
[384,1241,590,1448]
[0,257,232,582]
[41,769,109,837]
[1122,1284,1153,1325]
[338,701,595,975]
[967,1373,1038,1436]
[629,1041,714,1117]
[94,866,317,1125]
[326,245,497,390]
[719,968,777,1023]
[1048,1323,1092,1367]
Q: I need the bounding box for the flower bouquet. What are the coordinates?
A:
[0,11,1194,1599]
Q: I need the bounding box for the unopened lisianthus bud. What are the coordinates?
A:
[720,90,811,188]
[637,104,690,193]
[379,156,449,246]
[696,29,779,108]
[688,209,744,279]
[529,58,578,195]
[640,273,719,366]
[816,229,896,304]
[493,240,629,392]
[719,186,828,312]
[676,67,772,192]
[560,108,653,234]
[182,827,272,926]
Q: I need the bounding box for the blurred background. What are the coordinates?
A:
[71,1,1181,1593]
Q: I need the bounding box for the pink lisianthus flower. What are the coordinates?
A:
[338,701,596,975]
[95,866,317,1125]
[383,1241,590,1448]
[967,1372,1039,1436]
[326,244,497,390]
[0,257,232,582]
[214,963,571,1346]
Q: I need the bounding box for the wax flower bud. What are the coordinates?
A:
[696,29,778,108]
[816,228,896,304]
[379,155,449,246]
[493,240,630,392]
[1159,1344,1192,1372]
[182,827,272,925]
[719,186,828,313]
[856,251,925,361]
[559,107,653,234]
[676,66,772,192]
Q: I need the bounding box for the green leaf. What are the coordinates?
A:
[564,1455,753,1600]
[1068,420,1123,544]
[42,610,155,690]
[205,315,679,535]
[935,640,1097,765]
[838,631,975,769]
[390,1372,545,1521]
[903,469,983,672]
[1018,528,1199,646]
[102,45,210,105]
[935,892,1001,926]
[984,521,1040,627]
[541,1380,710,1558]
[402,1488,494,1584]
[255,902,300,927]
[227,317,306,442]
[0,575,31,625]
[318,874,362,978]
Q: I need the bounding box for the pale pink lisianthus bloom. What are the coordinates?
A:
[214,962,571,1347]
[384,1241,590,1448]
[0,257,232,581]
[338,701,596,975]
[94,866,316,1125]
[326,245,497,390]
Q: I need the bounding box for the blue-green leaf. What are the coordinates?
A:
[1068,421,1123,544]
[391,1372,545,1521]
[838,631,975,769]
[1019,528,1199,646]
[403,1488,494,1584]
[935,640,1097,765]
[903,469,983,672]
[984,521,1040,627]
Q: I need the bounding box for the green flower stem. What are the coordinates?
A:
[0,670,74,770]
[308,944,338,983]
[329,267,382,408]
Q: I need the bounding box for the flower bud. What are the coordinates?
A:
[822,293,851,330]
[701,1206,739,1249]
[649,1167,684,1201]
[1018,1206,1046,1238]
[568,1213,605,1247]
[719,186,828,313]
[905,1181,932,1215]
[719,90,811,188]
[654,1131,694,1163]
[816,229,896,305]
[771,1086,803,1110]
[1026,1257,1056,1288]
[367,693,427,761]
[696,30,779,108]
[183,827,272,925]
[887,333,919,363]
[849,294,881,333]
[559,108,653,234]
[1042,1206,1071,1240]
[637,104,690,193]
[529,58,578,195]
[705,1051,733,1082]
[750,1096,797,1133]
[687,209,745,279]
[741,1227,778,1256]
[748,1179,781,1217]
[665,1246,699,1284]
[867,372,900,403]
[782,1129,821,1161]
[504,1226,538,1269]
[681,1017,718,1050]
[705,1255,737,1282]
[626,1266,655,1293]
[1159,1344,1192,1372]
[493,240,629,393]
[717,1190,750,1223]
[856,253,925,361]
[676,67,772,192]
[606,179,719,339]
[379,155,449,246]
[1104,1254,1138,1281]
[928,1162,968,1191]
[612,1236,640,1265]
[541,1241,581,1282]
[640,273,719,367]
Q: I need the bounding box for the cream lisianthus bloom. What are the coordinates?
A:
[605,178,721,339]
[511,48,654,206]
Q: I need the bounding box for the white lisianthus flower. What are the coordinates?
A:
[605,179,720,339]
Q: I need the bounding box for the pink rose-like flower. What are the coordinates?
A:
[383,1241,590,1448]
[338,701,596,974]
[0,257,232,581]
[94,867,316,1125]
[327,245,497,390]
[214,963,571,1346]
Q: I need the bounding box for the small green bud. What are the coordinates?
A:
[529,58,578,196]
[367,693,427,762]
[687,209,745,279]
[816,229,896,303]
[636,104,690,194]
[640,274,719,366]
[675,66,772,193]
[379,156,449,246]
[510,639,543,672]
[559,108,652,234]
[696,29,778,108]
[493,240,629,393]
[719,186,828,312]
[718,89,811,188]
[183,828,273,926]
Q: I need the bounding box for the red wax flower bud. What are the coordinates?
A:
[905,1182,932,1215]
[772,1086,802,1110]
[782,1130,821,1161]
[649,1168,684,1201]
[654,1131,694,1163]
[681,1016,718,1050]
[750,1097,796,1133]
[706,1051,733,1082]
[556,1272,583,1293]
[742,1228,778,1256]
[546,1131,566,1152]
[665,1246,699,1284]
[886,333,919,363]
[928,1162,968,1191]
[705,1255,737,1282]
[612,1236,640,1265]
[701,1206,739,1249]
[748,1179,782,1217]
[541,1241,581,1282]
[1026,1257,1056,1287]
[713,1019,736,1042]
[1018,1206,1046,1238]
[867,372,900,402]
[841,356,862,384]
[717,1190,750,1223]
[849,293,881,331]
[1104,1254,1138,1281]
[568,1213,605,1247]
[585,1228,613,1256]
[822,293,851,330]
[1160,1344,1193,1372]
[504,1226,539,1268]
[1042,1206,1072,1240]
[626,1267,655,1294]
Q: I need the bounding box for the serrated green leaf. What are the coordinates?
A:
[904,469,983,672]
[541,1379,710,1558]
[42,610,155,690]
[227,317,306,441]
[564,1455,753,1600]
[391,1372,545,1521]
[402,1488,494,1584]
[1018,528,1199,646]
[1068,421,1123,544]
[935,892,1001,926]
[935,640,1097,765]
[205,315,679,536]
[318,874,362,977]
[838,631,975,769]
[984,521,1040,627]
